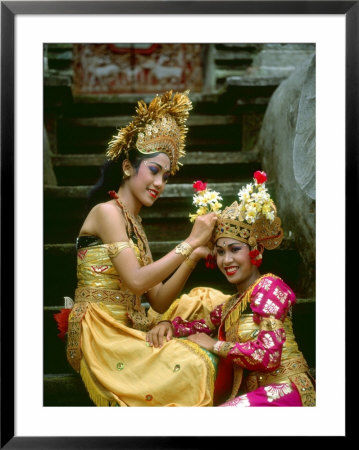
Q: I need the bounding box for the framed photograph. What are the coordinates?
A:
[1,1,354,447]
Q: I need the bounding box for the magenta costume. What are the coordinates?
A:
[171,274,315,407]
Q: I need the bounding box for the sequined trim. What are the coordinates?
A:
[66,302,88,372]
[245,355,310,390]
[75,287,134,305]
[213,341,233,358]
[290,372,316,406]
[105,240,137,258]
[127,307,153,332]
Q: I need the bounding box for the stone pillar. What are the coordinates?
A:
[257,53,316,297]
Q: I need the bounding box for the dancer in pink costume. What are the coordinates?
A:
[147,172,315,407]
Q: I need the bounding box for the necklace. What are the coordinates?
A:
[108,190,151,265]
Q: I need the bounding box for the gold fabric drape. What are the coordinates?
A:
[69,238,229,406]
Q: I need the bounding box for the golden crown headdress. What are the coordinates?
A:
[106,90,192,174]
[214,171,284,250]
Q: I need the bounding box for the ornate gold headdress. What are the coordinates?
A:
[106,90,192,174]
[213,171,284,250]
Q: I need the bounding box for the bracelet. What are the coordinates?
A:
[213,340,232,357]
[213,340,224,353]
[184,258,197,270]
[174,241,193,258]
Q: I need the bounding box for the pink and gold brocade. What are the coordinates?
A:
[172,275,292,372]
[219,381,303,407]
[170,274,315,406]
[172,304,223,337]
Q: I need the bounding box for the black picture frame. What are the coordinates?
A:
[1,1,354,447]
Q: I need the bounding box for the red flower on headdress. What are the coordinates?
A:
[253,171,267,184]
[193,180,207,192]
[53,308,71,341]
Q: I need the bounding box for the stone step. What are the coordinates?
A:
[44,236,296,257]
[58,91,269,115]
[55,113,249,157]
[52,152,260,185]
[59,114,242,129]
[72,91,222,105]
[43,373,94,406]
[226,75,287,87]
[44,181,257,199]
[56,132,244,155]
[52,150,260,168]
[214,49,254,62]
[45,296,314,313]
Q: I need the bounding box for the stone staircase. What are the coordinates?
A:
[44,44,315,406]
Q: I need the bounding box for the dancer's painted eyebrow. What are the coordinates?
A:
[216,243,241,249]
[146,161,170,172]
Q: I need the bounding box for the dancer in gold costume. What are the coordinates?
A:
[55,91,229,406]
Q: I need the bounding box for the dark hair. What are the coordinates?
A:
[85,148,163,213]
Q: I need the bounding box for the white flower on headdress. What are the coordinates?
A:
[238,188,252,203]
[237,172,276,224]
[245,204,257,224]
[265,210,275,222]
[189,181,222,222]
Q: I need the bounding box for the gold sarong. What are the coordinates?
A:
[79,288,228,407]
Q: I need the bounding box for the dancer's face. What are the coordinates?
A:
[215,238,259,293]
[129,153,171,207]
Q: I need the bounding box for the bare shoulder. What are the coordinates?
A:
[92,201,120,216]
[81,201,127,241]
[92,201,124,225]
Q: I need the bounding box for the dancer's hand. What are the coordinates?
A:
[146,321,174,348]
[187,333,217,352]
[187,212,218,248]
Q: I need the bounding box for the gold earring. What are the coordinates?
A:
[123,170,131,180]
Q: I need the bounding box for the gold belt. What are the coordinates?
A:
[67,287,150,372]
[68,287,133,372]
[246,355,309,389]
[75,286,135,305]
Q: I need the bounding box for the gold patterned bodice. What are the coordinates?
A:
[76,239,142,291]
[237,313,315,405]
[74,237,153,332]
[235,314,301,361]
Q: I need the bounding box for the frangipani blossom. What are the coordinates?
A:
[189,182,222,222]
[237,172,276,224]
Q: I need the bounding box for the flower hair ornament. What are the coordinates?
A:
[189,180,223,268]
[106,90,192,175]
[213,171,284,267]
[189,180,223,222]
